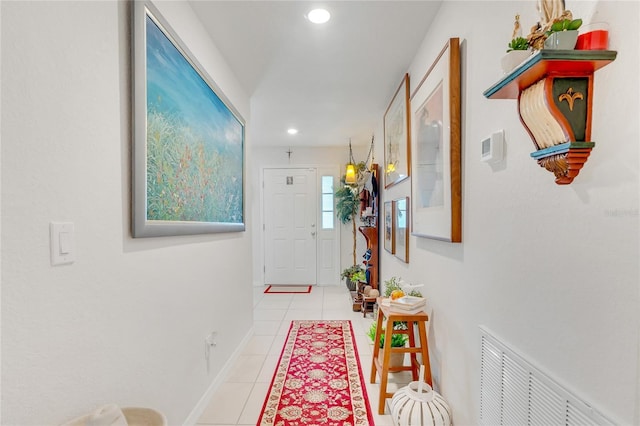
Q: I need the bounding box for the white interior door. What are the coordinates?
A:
[263,168,317,285]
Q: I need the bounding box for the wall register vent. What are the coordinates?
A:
[479,327,614,425]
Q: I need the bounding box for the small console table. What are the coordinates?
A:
[369,299,432,414]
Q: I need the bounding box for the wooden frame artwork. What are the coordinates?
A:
[394,197,409,263]
[384,73,411,188]
[410,38,461,242]
[132,1,245,237]
[383,201,395,254]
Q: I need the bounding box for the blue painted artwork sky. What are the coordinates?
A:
[144,13,243,224]
[145,15,243,154]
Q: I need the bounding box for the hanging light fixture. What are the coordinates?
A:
[345,139,357,185]
[345,164,356,184]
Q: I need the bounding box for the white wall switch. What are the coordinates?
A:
[50,222,75,266]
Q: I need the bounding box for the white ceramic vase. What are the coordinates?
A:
[544,30,579,50]
[390,381,452,426]
[501,50,533,74]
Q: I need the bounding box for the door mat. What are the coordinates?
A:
[257,320,373,425]
[264,285,312,294]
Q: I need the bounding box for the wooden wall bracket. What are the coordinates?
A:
[484,50,616,184]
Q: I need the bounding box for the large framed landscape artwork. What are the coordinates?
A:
[132,1,245,237]
[384,73,411,188]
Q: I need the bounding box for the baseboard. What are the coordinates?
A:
[182,326,254,425]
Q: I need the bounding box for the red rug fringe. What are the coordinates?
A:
[264,285,312,294]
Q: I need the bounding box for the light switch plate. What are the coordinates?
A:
[50,222,75,266]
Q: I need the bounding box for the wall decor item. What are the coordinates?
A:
[394,197,409,263]
[383,201,395,254]
[384,73,411,188]
[390,376,452,426]
[410,38,461,242]
[483,50,616,185]
[132,1,245,237]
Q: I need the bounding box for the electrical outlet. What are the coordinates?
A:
[204,331,218,374]
[205,332,217,347]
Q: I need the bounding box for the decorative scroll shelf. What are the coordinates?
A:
[484,50,616,184]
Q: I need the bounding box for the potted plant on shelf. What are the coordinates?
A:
[500,14,533,74]
[502,36,533,73]
[367,322,408,368]
[341,265,366,291]
[544,18,582,49]
[383,276,423,298]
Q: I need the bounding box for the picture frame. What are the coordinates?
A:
[132,1,245,237]
[410,38,461,242]
[383,201,395,254]
[394,197,409,263]
[384,73,411,188]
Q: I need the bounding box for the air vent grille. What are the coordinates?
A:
[479,327,614,426]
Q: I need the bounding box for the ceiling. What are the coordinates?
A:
[188,1,442,148]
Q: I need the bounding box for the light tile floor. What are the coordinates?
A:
[196,285,413,425]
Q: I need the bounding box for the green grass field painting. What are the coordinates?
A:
[145,15,243,224]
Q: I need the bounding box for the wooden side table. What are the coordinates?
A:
[369,298,432,414]
[361,296,377,317]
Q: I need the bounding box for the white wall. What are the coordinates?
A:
[381,1,639,424]
[1,1,253,424]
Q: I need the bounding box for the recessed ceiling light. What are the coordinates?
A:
[307,8,330,24]
[287,128,299,135]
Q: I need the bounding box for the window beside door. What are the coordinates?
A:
[321,175,334,229]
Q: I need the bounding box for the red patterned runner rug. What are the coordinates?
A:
[257,320,373,425]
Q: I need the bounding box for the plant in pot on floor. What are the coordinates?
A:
[341,265,366,292]
[367,322,408,368]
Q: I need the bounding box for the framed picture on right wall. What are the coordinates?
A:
[394,197,409,263]
[383,201,395,254]
[410,37,462,242]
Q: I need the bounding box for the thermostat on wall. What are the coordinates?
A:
[481,130,504,163]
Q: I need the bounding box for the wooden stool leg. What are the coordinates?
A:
[406,321,418,381]
[417,320,432,386]
[378,318,394,415]
[370,310,384,383]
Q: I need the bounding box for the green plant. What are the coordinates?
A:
[335,183,359,225]
[545,18,582,35]
[146,108,242,222]
[507,36,529,52]
[382,276,422,298]
[367,323,408,348]
[341,265,366,283]
[335,161,369,265]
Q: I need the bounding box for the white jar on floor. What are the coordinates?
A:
[389,381,452,426]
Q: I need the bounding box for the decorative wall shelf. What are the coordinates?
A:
[484,50,616,184]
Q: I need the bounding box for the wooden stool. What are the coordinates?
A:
[361,297,377,317]
[370,298,432,415]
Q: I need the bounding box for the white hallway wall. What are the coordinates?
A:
[381,1,639,425]
[1,1,253,425]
